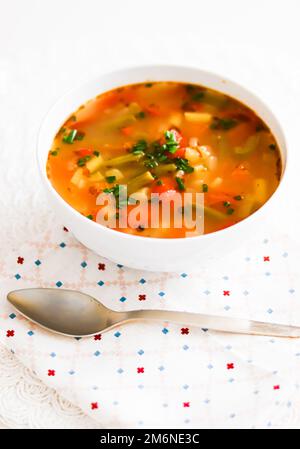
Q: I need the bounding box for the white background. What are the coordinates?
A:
[0,0,299,428]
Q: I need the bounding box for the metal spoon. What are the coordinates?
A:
[6,288,300,338]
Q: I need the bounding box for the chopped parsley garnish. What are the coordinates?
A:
[50,149,59,156]
[192,91,205,102]
[227,208,235,215]
[210,117,237,130]
[202,183,208,193]
[136,111,146,119]
[156,180,163,186]
[103,185,127,209]
[175,177,185,191]
[223,201,231,208]
[63,129,77,144]
[70,115,77,122]
[145,83,153,88]
[162,130,179,154]
[77,155,91,167]
[63,129,85,144]
[86,214,93,220]
[185,84,196,93]
[130,132,194,174]
[234,195,243,201]
[93,150,100,156]
[132,140,148,155]
[173,157,194,174]
[106,175,116,184]
[269,143,276,151]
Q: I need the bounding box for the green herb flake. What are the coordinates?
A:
[175,177,185,191]
[93,150,100,157]
[234,195,243,201]
[136,111,146,119]
[210,117,237,131]
[132,139,148,155]
[86,214,93,220]
[227,208,235,215]
[106,176,116,184]
[77,155,91,167]
[50,149,59,156]
[186,84,196,93]
[202,183,208,193]
[269,143,276,151]
[223,201,231,208]
[70,115,77,122]
[174,157,194,174]
[192,92,205,102]
[63,129,77,144]
[145,83,153,88]
[163,130,179,154]
[156,180,163,186]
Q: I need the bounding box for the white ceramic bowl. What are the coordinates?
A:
[37,65,287,272]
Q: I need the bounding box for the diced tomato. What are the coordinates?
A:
[145,104,160,116]
[166,146,186,159]
[205,191,234,206]
[77,148,93,157]
[165,129,186,158]
[151,177,177,195]
[121,126,133,136]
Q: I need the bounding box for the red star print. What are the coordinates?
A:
[48,369,55,376]
[181,328,189,335]
[17,256,24,264]
[6,330,14,337]
[137,367,144,373]
[138,294,146,301]
[264,256,270,262]
[94,334,102,341]
[227,363,234,370]
[223,290,230,296]
[273,385,280,390]
[63,226,69,232]
[98,263,106,271]
[91,402,98,410]
[183,402,190,408]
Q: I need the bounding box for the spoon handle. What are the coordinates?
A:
[123,309,300,338]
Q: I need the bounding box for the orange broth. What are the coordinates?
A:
[47,82,281,238]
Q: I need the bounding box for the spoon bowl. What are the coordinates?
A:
[7,288,127,336]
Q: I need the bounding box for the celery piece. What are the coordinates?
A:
[202,91,228,108]
[128,102,142,115]
[153,163,177,176]
[86,154,104,173]
[104,153,144,167]
[89,171,104,182]
[235,134,260,155]
[204,206,227,220]
[127,171,155,195]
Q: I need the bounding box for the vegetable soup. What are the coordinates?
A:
[47,82,281,238]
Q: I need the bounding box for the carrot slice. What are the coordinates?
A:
[121,126,134,136]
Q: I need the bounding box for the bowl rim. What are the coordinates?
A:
[37,63,288,244]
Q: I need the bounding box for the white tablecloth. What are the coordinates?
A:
[1,0,300,429]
